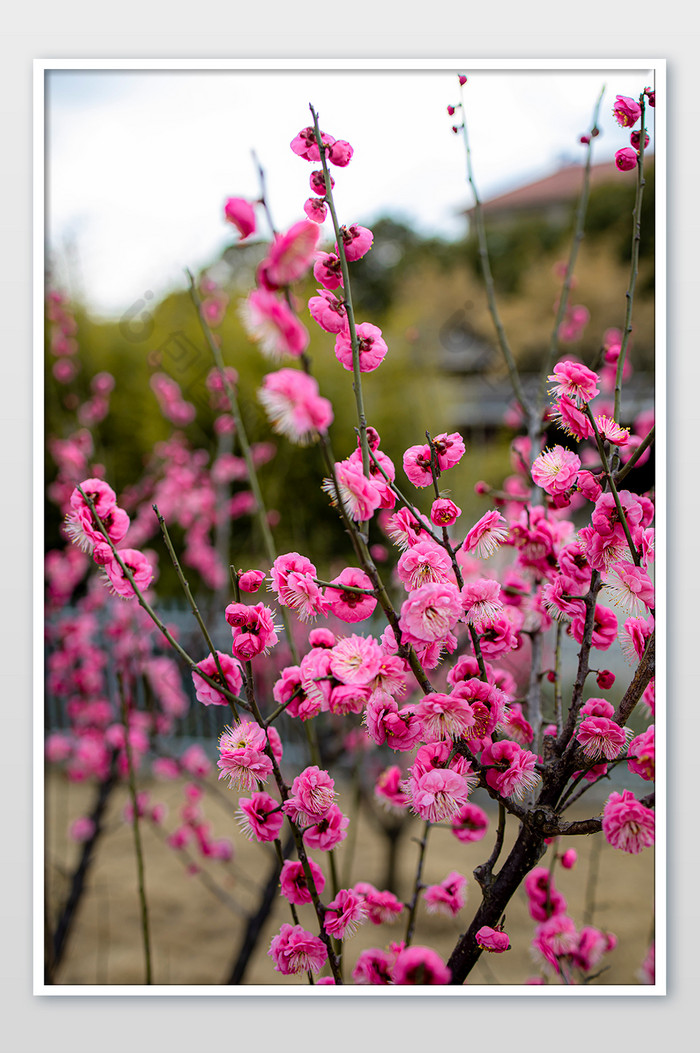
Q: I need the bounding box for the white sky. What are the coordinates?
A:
[45,65,655,319]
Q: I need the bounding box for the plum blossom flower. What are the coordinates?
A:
[261,219,320,288]
[323,888,369,939]
[460,579,503,630]
[450,801,489,844]
[303,804,349,851]
[240,290,309,359]
[224,602,281,660]
[217,722,273,791]
[352,948,394,984]
[303,197,327,223]
[397,541,453,591]
[327,139,354,167]
[423,872,467,917]
[391,946,451,985]
[283,766,336,826]
[615,147,639,171]
[308,289,346,333]
[374,765,410,812]
[613,95,642,127]
[481,740,541,800]
[602,790,654,854]
[103,550,154,599]
[192,651,243,706]
[430,498,461,526]
[602,561,654,617]
[398,581,463,643]
[290,126,335,162]
[476,926,510,953]
[548,360,600,404]
[525,867,567,922]
[313,252,344,290]
[223,197,256,239]
[576,716,629,760]
[531,446,581,496]
[336,224,373,261]
[258,368,333,445]
[324,568,377,622]
[569,604,618,651]
[279,858,326,904]
[268,923,328,975]
[595,415,630,445]
[353,882,404,925]
[463,509,508,558]
[628,725,655,781]
[231,786,283,841]
[334,322,388,372]
[414,691,476,741]
[409,768,472,823]
[364,691,423,752]
[322,461,383,522]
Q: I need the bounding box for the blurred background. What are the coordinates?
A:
[45,66,655,580]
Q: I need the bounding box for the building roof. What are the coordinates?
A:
[465,157,651,219]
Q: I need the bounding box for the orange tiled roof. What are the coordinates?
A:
[466,157,650,217]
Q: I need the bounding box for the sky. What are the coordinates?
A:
[44,64,655,319]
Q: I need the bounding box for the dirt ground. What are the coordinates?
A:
[44,768,655,988]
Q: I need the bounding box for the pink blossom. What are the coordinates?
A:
[463,509,508,558]
[334,322,388,372]
[596,669,616,690]
[103,550,154,599]
[476,926,510,953]
[327,139,354,167]
[552,395,594,440]
[69,816,96,843]
[414,691,476,741]
[569,604,618,651]
[283,766,336,825]
[238,569,266,593]
[581,697,615,718]
[450,801,489,844]
[303,197,327,223]
[217,722,273,791]
[192,651,243,706]
[223,197,256,240]
[375,765,410,812]
[280,858,326,904]
[303,804,350,851]
[313,252,344,290]
[324,888,368,939]
[603,561,654,616]
[70,478,117,519]
[364,691,423,752]
[548,359,600,404]
[577,470,603,502]
[324,567,377,622]
[501,703,534,746]
[460,579,503,630]
[560,849,577,870]
[240,290,309,360]
[628,725,655,781]
[337,224,373,261]
[449,678,506,741]
[236,791,284,842]
[353,882,404,925]
[571,926,617,973]
[576,716,628,760]
[533,914,579,972]
[602,789,655,854]
[397,541,453,591]
[392,946,451,985]
[310,169,332,195]
[424,871,467,917]
[620,614,655,664]
[308,289,347,333]
[409,768,472,823]
[290,126,335,162]
[430,498,461,526]
[261,219,320,288]
[322,461,382,522]
[613,95,642,127]
[385,506,431,549]
[398,581,463,643]
[268,923,328,975]
[258,367,333,445]
[615,147,639,171]
[224,601,280,660]
[330,634,383,685]
[531,446,581,496]
[481,740,540,800]
[595,414,630,445]
[352,948,394,984]
[524,867,567,921]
